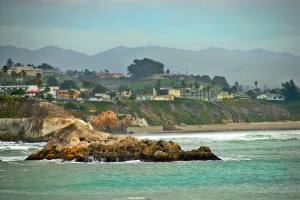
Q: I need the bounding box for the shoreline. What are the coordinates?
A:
[127,121,300,134]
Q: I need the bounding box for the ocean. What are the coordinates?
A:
[0,130,299,200]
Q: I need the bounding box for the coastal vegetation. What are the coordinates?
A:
[1,97,299,126]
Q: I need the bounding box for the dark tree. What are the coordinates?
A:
[213,76,230,88]
[246,90,256,99]
[166,69,170,74]
[60,80,78,89]
[6,58,14,68]
[47,76,59,86]
[37,63,53,70]
[79,91,90,100]
[181,80,187,88]
[194,75,212,84]
[15,62,24,66]
[82,80,95,88]
[222,86,231,93]
[11,88,25,95]
[281,79,298,100]
[93,83,107,93]
[127,58,164,79]
[154,79,161,94]
[231,85,237,94]
[194,82,200,89]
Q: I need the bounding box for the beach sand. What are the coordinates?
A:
[127,121,300,134]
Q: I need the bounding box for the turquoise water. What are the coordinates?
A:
[1,130,300,200]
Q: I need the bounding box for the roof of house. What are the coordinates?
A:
[257,93,284,98]
[26,90,38,93]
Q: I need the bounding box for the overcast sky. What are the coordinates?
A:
[0,0,299,55]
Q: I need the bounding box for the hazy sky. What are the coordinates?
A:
[0,0,299,55]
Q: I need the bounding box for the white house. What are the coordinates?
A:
[256,93,285,101]
[87,93,110,101]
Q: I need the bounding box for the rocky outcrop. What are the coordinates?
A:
[163,120,181,131]
[130,112,149,127]
[89,111,132,133]
[26,123,221,162]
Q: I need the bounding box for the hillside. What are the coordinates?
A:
[1,45,299,86]
[84,100,300,126]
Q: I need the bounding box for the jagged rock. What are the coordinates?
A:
[26,123,221,162]
[130,112,149,127]
[163,120,181,131]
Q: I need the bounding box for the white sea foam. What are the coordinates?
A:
[0,141,46,151]
[125,160,142,163]
[125,197,149,200]
[134,130,300,141]
[0,156,27,161]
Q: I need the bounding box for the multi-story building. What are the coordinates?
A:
[7,66,42,77]
[57,90,79,100]
[180,87,218,101]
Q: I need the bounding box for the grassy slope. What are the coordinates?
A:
[85,99,300,126]
[1,98,299,126]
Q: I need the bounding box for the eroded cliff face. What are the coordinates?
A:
[130,112,149,127]
[0,99,87,141]
[106,100,298,125]
[89,111,133,133]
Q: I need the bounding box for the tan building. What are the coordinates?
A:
[153,95,174,101]
[8,66,42,77]
[217,91,234,100]
[121,90,132,98]
[168,89,180,98]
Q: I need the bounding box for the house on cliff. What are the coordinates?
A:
[57,90,79,100]
[256,93,285,101]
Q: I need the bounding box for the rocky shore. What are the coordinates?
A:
[127,121,300,134]
[26,123,221,162]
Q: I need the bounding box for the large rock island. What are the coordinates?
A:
[26,122,220,162]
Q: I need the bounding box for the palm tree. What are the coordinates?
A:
[10,71,18,85]
[231,85,237,95]
[36,72,42,80]
[202,87,207,101]
[207,85,212,100]
[2,66,9,95]
[21,70,27,90]
[211,80,215,89]
[36,72,42,96]
[254,81,258,95]
[181,80,186,88]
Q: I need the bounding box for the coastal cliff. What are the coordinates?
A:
[1,98,300,141]
[101,100,300,125]
[26,122,220,162]
[0,98,87,141]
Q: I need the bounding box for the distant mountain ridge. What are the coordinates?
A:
[0,45,299,86]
